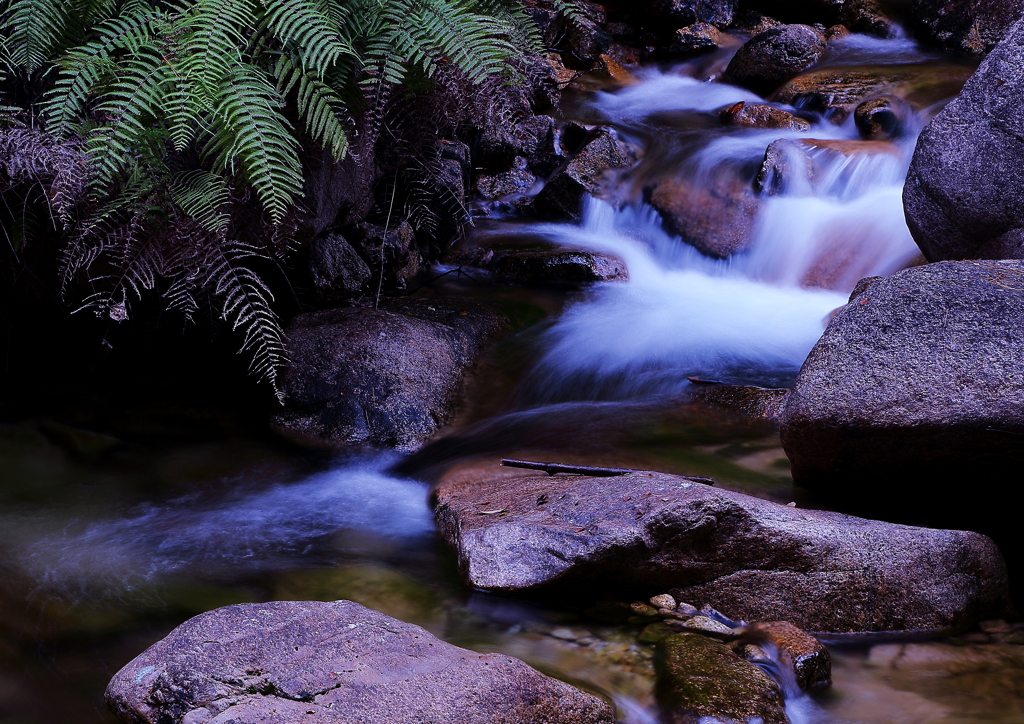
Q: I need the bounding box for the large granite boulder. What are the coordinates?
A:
[432,469,1009,632]
[905,17,1024,260]
[105,600,614,724]
[272,298,508,450]
[656,633,788,724]
[780,260,1024,483]
[910,0,1024,56]
[723,25,827,96]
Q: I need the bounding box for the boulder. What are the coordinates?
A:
[656,633,788,724]
[345,218,420,290]
[910,0,1024,56]
[648,173,760,257]
[474,157,538,200]
[651,0,737,27]
[432,470,1010,632]
[566,16,612,61]
[272,298,509,451]
[841,0,897,37]
[489,249,627,284]
[720,101,811,130]
[904,18,1024,260]
[723,25,827,96]
[105,601,614,724]
[781,260,1024,481]
[535,128,638,220]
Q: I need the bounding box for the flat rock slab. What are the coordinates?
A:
[272,298,508,451]
[106,600,614,724]
[433,471,1009,632]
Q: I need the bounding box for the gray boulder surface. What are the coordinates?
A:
[433,470,1009,632]
[272,298,509,450]
[105,600,614,724]
[904,17,1024,260]
[781,260,1024,482]
[910,0,1024,56]
[723,25,827,96]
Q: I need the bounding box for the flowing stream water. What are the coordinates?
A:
[3,30,1023,724]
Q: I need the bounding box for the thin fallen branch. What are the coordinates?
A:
[500,459,714,485]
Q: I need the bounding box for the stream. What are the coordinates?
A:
[3,29,1024,724]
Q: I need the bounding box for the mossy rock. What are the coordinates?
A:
[656,633,788,724]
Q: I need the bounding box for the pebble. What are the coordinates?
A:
[650,594,677,609]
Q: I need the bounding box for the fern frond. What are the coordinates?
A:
[272,53,349,160]
[169,169,230,234]
[207,65,302,223]
[263,0,353,74]
[175,0,254,98]
[3,0,70,73]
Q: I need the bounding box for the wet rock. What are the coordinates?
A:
[854,94,913,139]
[755,138,816,196]
[744,621,831,690]
[723,25,827,96]
[651,0,737,27]
[775,64,973,122]
[489,248,628,284]
[535,128,638,220]
[671,23,724,55]
[678,615,735,638]
[308,233,372,301]
[910,0,1024,56]
[566,16,612,61]
[432,470,1010,632]
[656,633,788,724]
[721,101,811,130]
[272,298,509,451]
[649,174,760,257]
[474,115,558,176]
[781,260,1024,485]
[824,23,851,40]
[905,18,1024,260]
[474,158,537,200]
[729,9,782,35]
[105,601,614,724]
[688,383,790,422]
[841,0,897,37]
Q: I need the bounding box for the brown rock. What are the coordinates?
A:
[656,633,788,724]
[432,470,1010,632]
[271,298,509,450]
[720,101,811,130]
[854,94,914,139]
[648,173,760,258]
[671,23,724,55]
[105,601,614,724]
[745,621,832,690]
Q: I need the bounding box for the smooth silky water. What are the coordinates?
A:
[2,32,1020,724]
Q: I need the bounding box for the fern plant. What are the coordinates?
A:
[0,0,543,400]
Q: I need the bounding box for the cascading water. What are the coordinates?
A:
[500,36,942,403]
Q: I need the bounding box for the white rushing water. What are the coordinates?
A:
[514,51,929,401]
[18,456,432,594]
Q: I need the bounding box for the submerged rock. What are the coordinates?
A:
[272,298,508,450]
[909,0,1024,56]
[905,17,1024,260]
[105,601,614,724]
[755,138,815,196]
[488,249,627,284]
[781,260,1024,483]
[723,25,827,95]
[432,470,1009,632]
[648,173,760,258]
[656,633,788,724]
